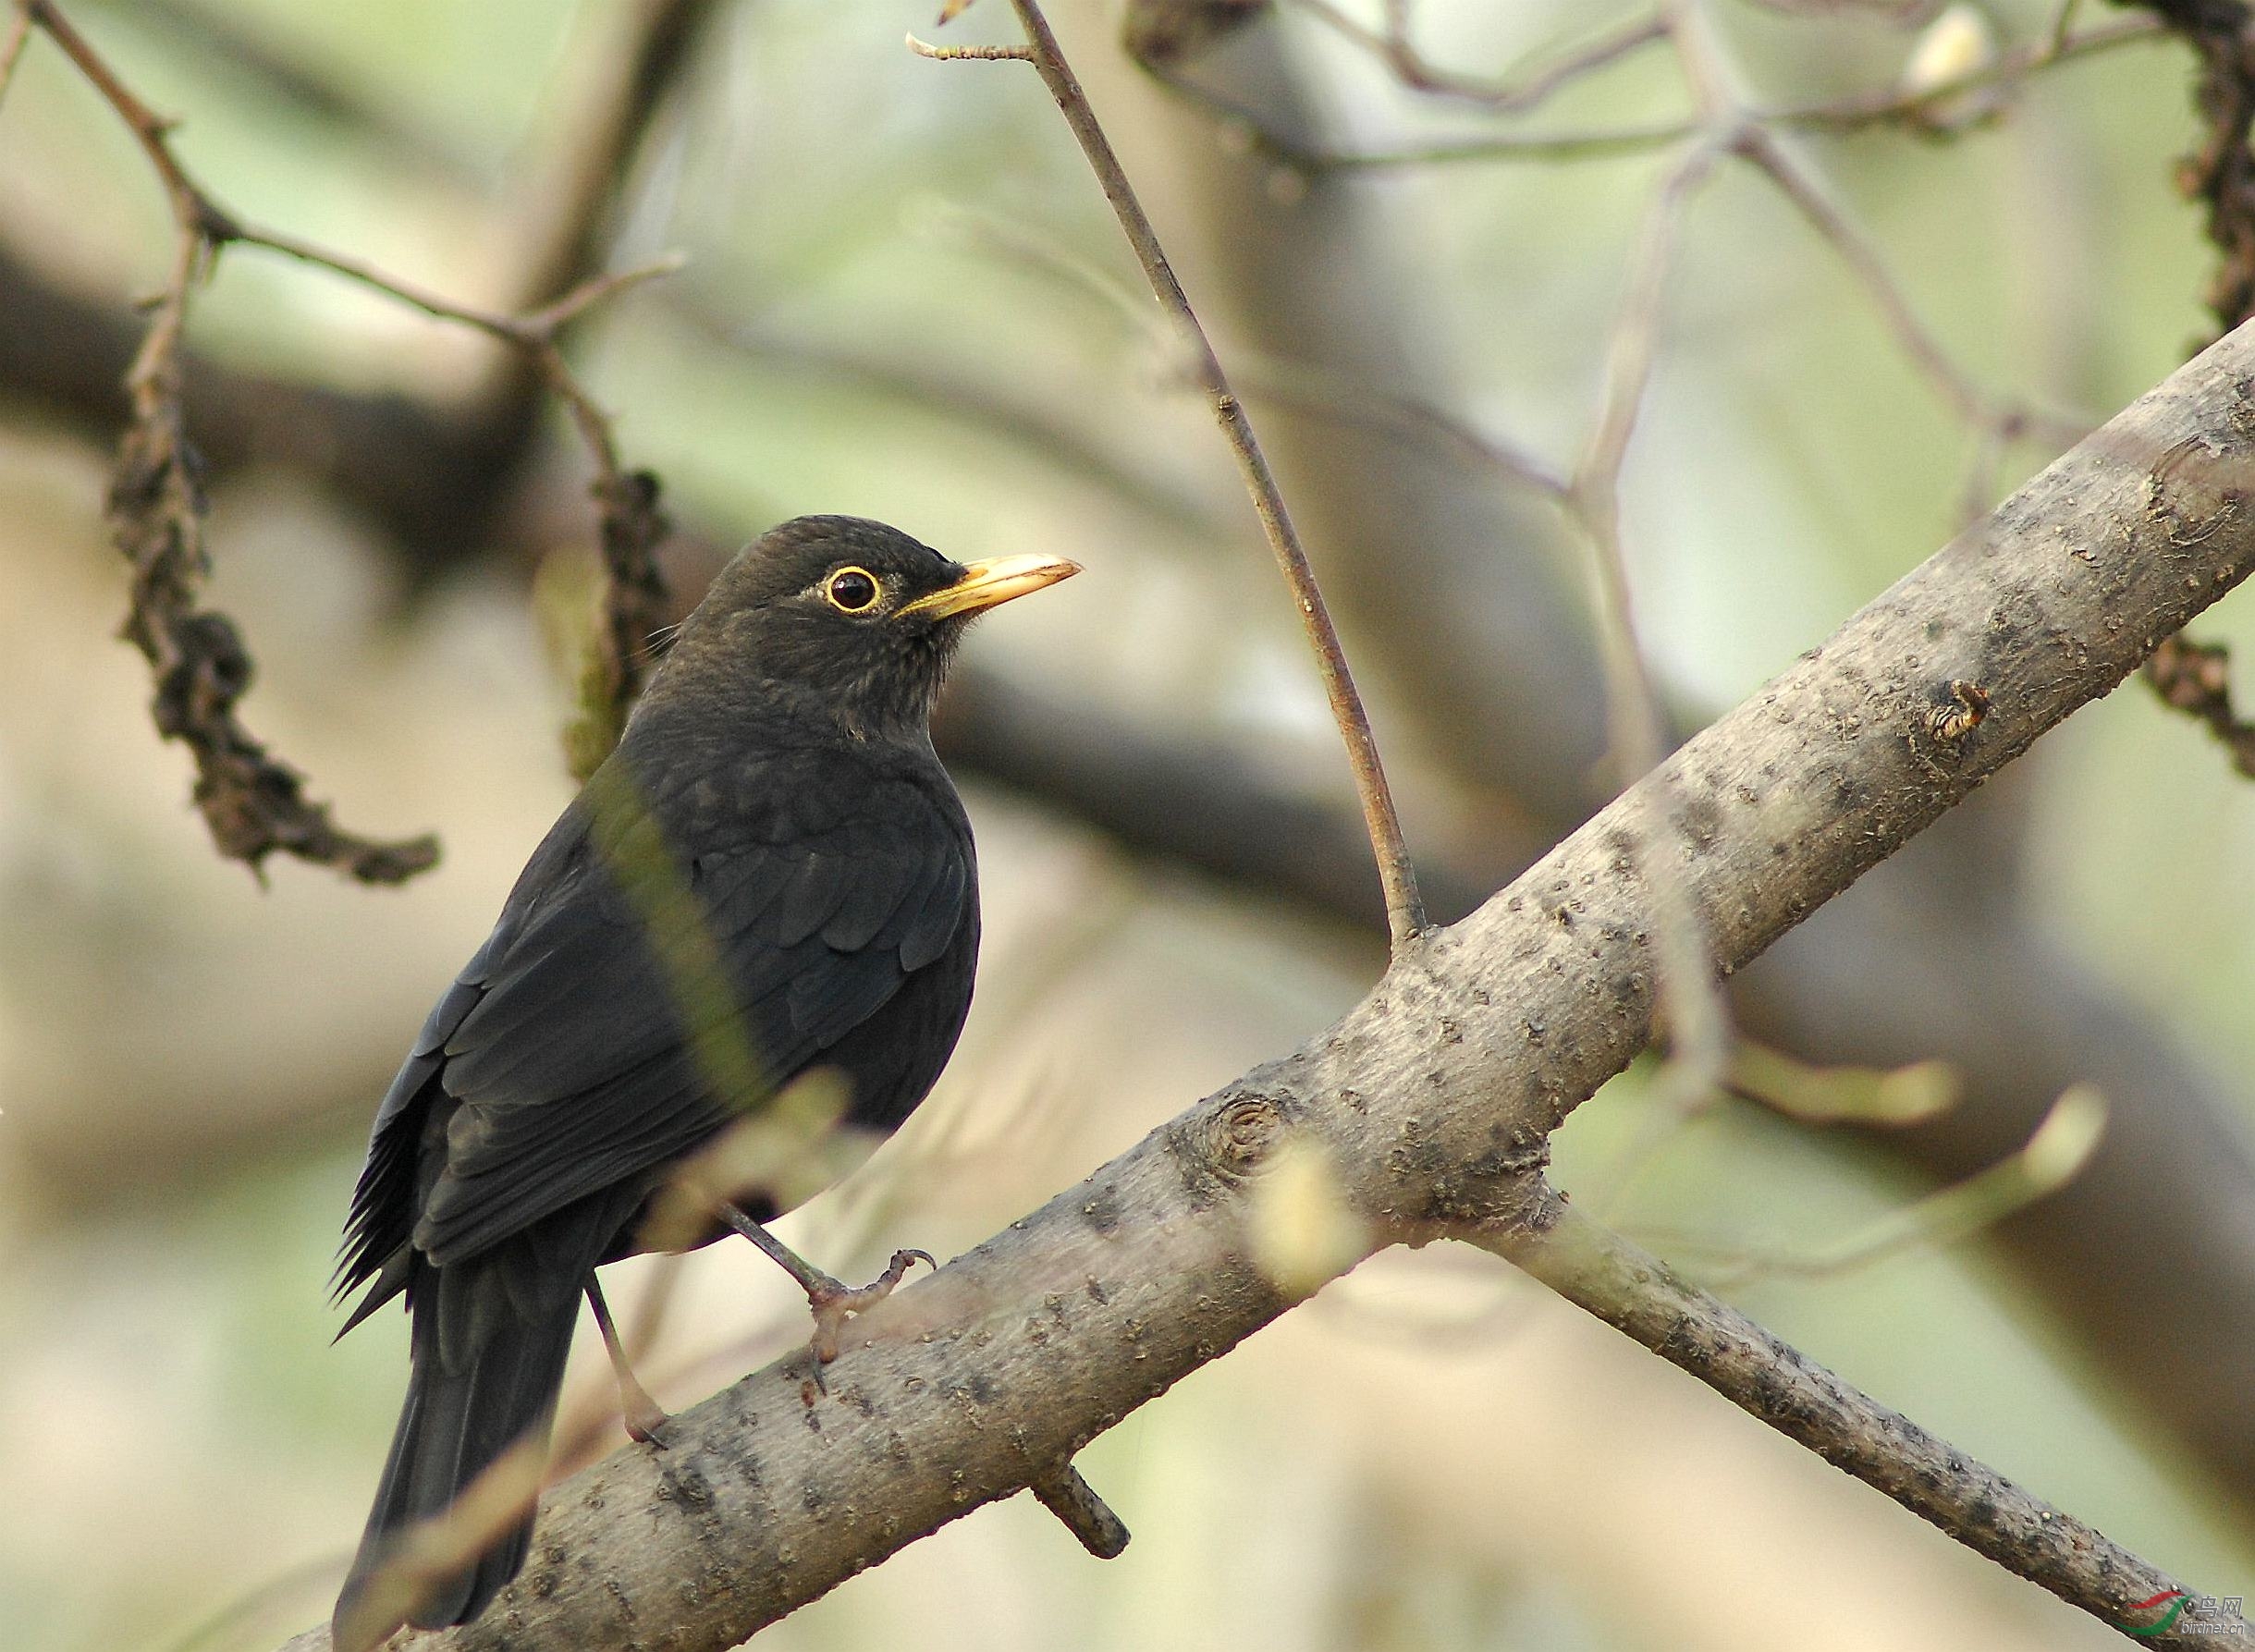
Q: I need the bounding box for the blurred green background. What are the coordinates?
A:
[3,2,2253,1648]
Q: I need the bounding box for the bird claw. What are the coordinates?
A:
[622,1398,674,1449]
[806,1248,937,1369]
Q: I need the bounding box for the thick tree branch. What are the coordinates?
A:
[275,303,2255,1652]
[1099,1,2255,1519]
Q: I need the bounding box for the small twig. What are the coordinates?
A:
[1225,351,1571,500]
[1724,1041,1959,1127]
[707,312,1221,536]
[1241,116,1705,173]
[1293,0,1666,112]
[505,0,721,318]
[927,0,1427,948]
[1565,142,1735,1161]
[237,241,680,781]
[241,225,677,346]
[907,31,1032,61]
[1766,16,2161,133]
[2145,631,2255,777]
[0,1,33,112]
[1027,1463,1131,1559]
[1168,18,2157,170]
[1642,1083,2104,1288]
[1736,126,2028,433]
[896,193,1575,505]
[1731,122,2088,508]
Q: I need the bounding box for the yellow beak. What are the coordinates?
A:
[897,553,1082,619]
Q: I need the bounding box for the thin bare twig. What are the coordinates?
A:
[1570,147,1715,788]
[505,0,723,318]
[1241,113,1704,172]
[2146,631,2255,777]
[1636,1084,2104,1287]
[922,1,1428,948]
[1565,142,1737,1166]
[1185,17,2157,169]
[1293,0,1667,112]
[706,312,1223,536]
[907,32,1032,61]
[1766,15,2160,132]
[0,1,32,112]
[1733,124,2081,444]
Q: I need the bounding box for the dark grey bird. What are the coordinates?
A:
[328,516,1078,1649]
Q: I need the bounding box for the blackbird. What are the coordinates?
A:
[329,516,1078,1647]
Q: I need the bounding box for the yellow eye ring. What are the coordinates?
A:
[824,566,881,613]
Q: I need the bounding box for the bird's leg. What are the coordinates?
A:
[718,1202,935,1368]
[583,1277,671,1447]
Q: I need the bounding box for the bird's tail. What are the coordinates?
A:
[330,1241,582,1652]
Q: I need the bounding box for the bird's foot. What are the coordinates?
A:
[585,1274,671,1448]
[621,1389,674,1449]
[716,1205,936,1391]
[807,1247,936,1367]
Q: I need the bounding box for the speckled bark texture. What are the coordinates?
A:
[283,324,2255,1652]
[1507,1211,2255,1650]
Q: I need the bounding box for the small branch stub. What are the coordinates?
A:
[2145,631,2255,776]
[907,31,1032,60]
[1029,1464,1131,1560]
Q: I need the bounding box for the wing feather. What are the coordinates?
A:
[367,759,974,1272]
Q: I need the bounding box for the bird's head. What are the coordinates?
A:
[645,515,1079,740]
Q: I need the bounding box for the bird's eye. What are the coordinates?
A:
[824,567,881,613]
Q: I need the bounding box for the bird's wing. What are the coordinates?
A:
[398,768,971,1267]
[336,814,591,1303]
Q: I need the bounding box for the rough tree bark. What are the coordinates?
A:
[274,306,2255,1652]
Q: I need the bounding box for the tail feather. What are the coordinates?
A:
[331,1245,581,1651]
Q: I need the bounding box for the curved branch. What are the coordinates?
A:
[276,302,2255,1652]
[29,0,687,868]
